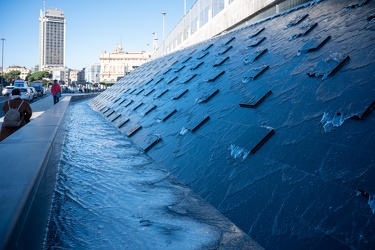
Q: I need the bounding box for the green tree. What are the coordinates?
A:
[28,71,51,82]
[3,70,21,85]
[28,71,52,87]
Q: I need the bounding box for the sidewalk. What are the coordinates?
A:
[0,93,98,249]
[0,95,70,249]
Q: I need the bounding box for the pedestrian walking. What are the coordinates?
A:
[51,80,62,105]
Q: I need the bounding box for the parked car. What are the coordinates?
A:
[2,86,14,96]
[13,87,33,102]
[28,87,37,100]
[13,80,29,88]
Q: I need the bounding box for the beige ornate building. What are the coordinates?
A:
[99,45,151,83]
[4,66,31,80]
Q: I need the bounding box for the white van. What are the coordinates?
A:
[13,80,29,88]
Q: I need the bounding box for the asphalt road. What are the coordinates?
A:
[0,95,49,117]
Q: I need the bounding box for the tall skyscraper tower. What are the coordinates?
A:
[39,8,66,70]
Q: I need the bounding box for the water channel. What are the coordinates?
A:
[43,100,227,249]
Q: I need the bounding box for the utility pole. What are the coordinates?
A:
[1,38,5,87]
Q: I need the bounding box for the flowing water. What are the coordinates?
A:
[43,100,222,249]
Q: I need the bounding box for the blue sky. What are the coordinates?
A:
[1,0,196,70]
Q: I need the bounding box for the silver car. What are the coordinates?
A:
[28,87,37,100]
[16,87,33,102]
[2,86,14,96]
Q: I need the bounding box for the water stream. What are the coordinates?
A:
[43,100,222,249]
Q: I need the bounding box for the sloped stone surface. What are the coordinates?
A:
[90,1,375,248]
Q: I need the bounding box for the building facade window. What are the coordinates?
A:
[39,8,66,70]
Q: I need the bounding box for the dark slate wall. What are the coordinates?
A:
[90,0,375,248]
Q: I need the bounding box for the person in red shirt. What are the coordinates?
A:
[50,79,62,105]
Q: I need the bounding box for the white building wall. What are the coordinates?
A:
[154,0,310,58]
[86,63,101,83]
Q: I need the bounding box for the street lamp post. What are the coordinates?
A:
[162,12,166,55]
[162,12,166,41]
[1,38,5,87]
